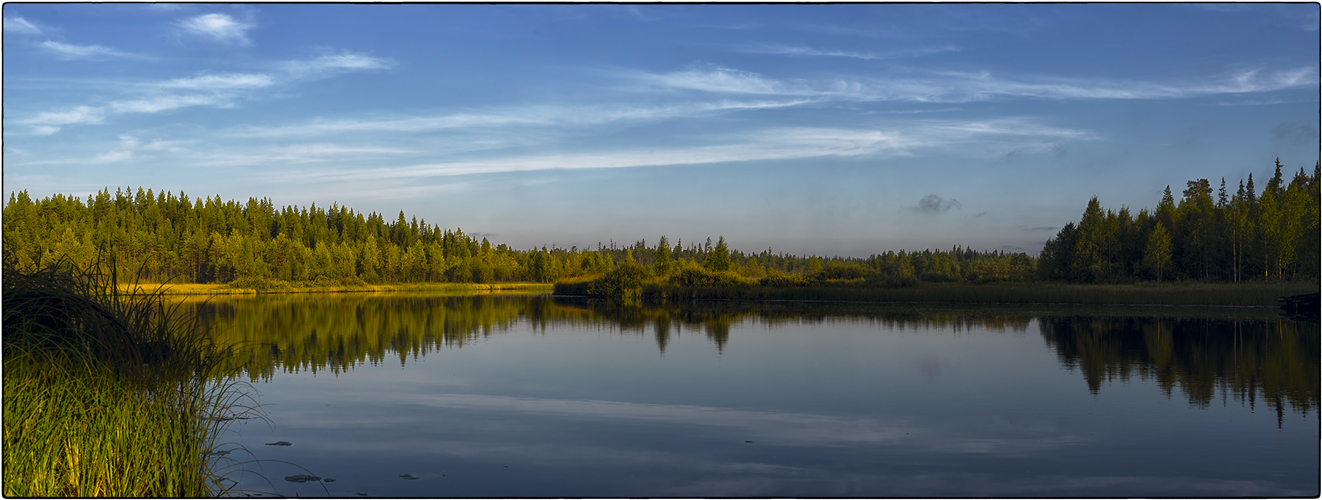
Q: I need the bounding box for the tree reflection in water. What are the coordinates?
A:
[188,294,1318,423]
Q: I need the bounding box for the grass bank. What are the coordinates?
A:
[556,278,1316,307]
[4,261,249,496]
[119,279,553,296]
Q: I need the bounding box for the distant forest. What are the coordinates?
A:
[1041,160,1319,283]
[1,190,1030,286]
[2,158,1316,286]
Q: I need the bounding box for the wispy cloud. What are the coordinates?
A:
[281,52,394,78]
[4,16,43,35]
[160,73,274,90]
[741,43,960,61]
[117,135,192,152]
[630,65,1317,102]
[26,106,105,126]
[92,151,133,163]
[178,13,252,45]
[634,65,807,95]
[194,144,416,167]
[266,127,913,181]
[39,40,143,60]
[261,119,1084,182]
[22,52,388,134]
[237,99,814,137]
[107,94,224,114]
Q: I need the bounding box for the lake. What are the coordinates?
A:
[191,293,1319,497]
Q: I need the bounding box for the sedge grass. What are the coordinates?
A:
[3,258,252,497]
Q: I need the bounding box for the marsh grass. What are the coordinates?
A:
[3,258,253,497]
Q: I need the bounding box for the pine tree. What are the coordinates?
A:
[654,235,672,276]
[704,236,731,272]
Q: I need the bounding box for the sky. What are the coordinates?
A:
[3,3,1318,257]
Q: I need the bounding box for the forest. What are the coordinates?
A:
[1,158,1316,289]
[1041,160,1319,283]
[0,187,1033,287]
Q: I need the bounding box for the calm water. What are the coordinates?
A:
[192,294,1319,497]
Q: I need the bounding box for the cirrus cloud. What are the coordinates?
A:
[39,40,142,60]
[4,16,43,35]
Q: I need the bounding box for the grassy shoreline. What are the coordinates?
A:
[555,279,1317,307]
[120,278,1313,308]
[120,281,554,296]
[5,262,247,496]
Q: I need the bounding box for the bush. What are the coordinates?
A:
[759,271,812,288]
[812,261,874,281]
[587,262,651,299]
[671,266,754,288]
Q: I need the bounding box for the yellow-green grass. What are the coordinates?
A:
[3,348,243,496]
[4,261,248,497]
[121,281,553,296]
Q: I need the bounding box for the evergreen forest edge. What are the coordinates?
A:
[3,159,1317,303]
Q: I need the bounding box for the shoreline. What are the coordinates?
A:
[119,282,556,296]
[124,280,1320,308]
[555,280,1318,308]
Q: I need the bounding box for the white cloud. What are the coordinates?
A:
[20,50,392,133]
[268,127,916,181]
[281,52,394,78]
[26,106,105,126]
[24,95,224,130]
[630,65,1318,102]
[639,65,792,95]
[237,99,815,137]
[108,94,223,114]
[92,151,133,163]
[160,73,274,90]
[178,13,252,45]
[118,135,192,152]
[742,43,960,61]
[4,16,42,35]
[195,144,416,167]
[260,118,1092,181]
[39,41,141,60]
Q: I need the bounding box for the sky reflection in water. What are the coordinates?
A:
[200,294,1319,497]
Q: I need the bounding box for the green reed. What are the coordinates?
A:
[3,258,251,497]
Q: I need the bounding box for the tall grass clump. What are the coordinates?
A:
[3,258,249,497]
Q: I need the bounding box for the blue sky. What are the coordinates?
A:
[4,3,1318,256]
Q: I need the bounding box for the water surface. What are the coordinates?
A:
[193,294,1319,497]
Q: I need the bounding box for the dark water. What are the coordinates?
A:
[193,294,1319,497]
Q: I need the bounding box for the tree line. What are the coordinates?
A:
[1,186,1036,286]
[1040,160,1319,283]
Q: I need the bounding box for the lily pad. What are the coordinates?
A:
[264,441,293,446]
[323,478,336,483]
[399,474,420,480]
[285,474,321,483]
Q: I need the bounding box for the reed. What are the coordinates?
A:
[3,258,250,497]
